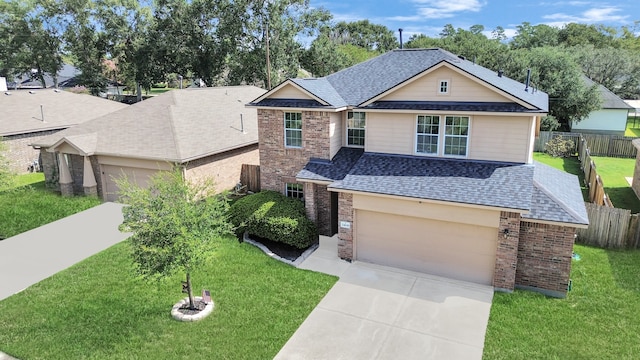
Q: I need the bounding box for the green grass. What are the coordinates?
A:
[0,173,102,239]
[532,153,588,200]
[625,116,640,137]
[589,156,640,212]
[0,237,337,359]
[483,245,640,359]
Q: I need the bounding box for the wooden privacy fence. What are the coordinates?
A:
[576,203,640,249]
[239,164,260,193]
[536,131,637,158]
[578,138,613,207]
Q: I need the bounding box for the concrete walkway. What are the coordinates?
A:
[0,202,130,301]
[275,236,494,360]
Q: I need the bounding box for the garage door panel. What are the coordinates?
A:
[102,165,159,202]
[356,210,497,285]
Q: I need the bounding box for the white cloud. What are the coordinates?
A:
[542,6,628,25]
[409,0,485,19]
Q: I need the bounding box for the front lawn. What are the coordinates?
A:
[0,237,337,359]
[484,245,640,359]
[590,156,640,213]
[0,173,102,239]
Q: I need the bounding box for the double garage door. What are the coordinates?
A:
[355,209,498,285]
[101,165,159,202]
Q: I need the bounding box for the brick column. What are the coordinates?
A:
[493,211,521,292]
[304,182,317,222]
[337,192,354,260]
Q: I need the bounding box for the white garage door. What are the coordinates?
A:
[101,165,159,202]
[356,210,497,285]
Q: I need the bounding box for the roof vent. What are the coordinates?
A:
[4,91,11,95]
[29,90,36,94]
[53,89,60,93]
[458,55,466,60]
[498,69,503,77]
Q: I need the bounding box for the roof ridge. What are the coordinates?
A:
[532,177,586,223]
[167,91,183,160]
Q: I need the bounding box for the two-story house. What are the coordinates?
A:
[248,48,588,298]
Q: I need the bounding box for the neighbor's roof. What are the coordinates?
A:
[250,48,548,112]
[0,89,128,137]
[523,161,589,226]
[32,86,267,162]
[328,153,535,211]
[583,76,634,110]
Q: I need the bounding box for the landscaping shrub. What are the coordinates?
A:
[545,136,575,157]
[229,191,317,249]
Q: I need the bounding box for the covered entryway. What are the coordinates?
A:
[352,195,499,285]
[101,165,159,202]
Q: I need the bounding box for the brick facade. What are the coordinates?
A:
[3,129,62,174]
[493,212,521,292]
[184,144,259,193]
[516,221,576,298]
[257,108,334,233]
[337,192,354,260]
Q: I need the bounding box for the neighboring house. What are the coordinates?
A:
[32,86,265,201]
[571,77,634,136]
[1,89,128,174]
[248,48,589,298]
[6,64,81,89]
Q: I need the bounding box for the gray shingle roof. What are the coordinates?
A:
[363,101,534,113]
[0,89,128,136]
[523,161,589,225]
[583,76,634,110]
[251,48,548,112]
[32,86,266,162]
[328,153,535,210]
[297,147,364,182]
[252,98,326,108]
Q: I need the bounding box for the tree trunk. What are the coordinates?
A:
[186,272,195,310]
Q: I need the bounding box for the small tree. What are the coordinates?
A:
[117,168,233,310]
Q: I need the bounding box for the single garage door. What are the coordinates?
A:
[356,210,497,285]
[101,165,159,202]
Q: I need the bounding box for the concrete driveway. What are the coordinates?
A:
[275,236,494,360]
[0,202,130,301]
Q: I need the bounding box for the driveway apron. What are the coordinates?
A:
[0,202,130,301]
[275,236,494,360]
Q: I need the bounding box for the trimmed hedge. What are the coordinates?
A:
[229,191,318,249]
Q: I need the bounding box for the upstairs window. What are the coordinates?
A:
[444,116,469,156]
[416,115,440,155]
[286,183,304,200]
[284,112,302,148]
[347,112,366,147]
[438,80,449,95]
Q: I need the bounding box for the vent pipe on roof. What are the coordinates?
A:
[40,105,45,122]
[399,28,403,49]
[498,69,503,77]
[240,113,245,134]
[525,68,531,92]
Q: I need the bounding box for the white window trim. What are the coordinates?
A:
[285,182,304,200]
[438,79,450,95]
[284,112,303,148]
[346,111,366,148]
[414,114,471,158]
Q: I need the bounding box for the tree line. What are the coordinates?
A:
[1,0,639,129]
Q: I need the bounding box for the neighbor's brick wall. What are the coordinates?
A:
[493,212,521,292]
[337,192,354,260]
[258,109,330,192]
[3,129,61,173]
[184,144,259,193]
[516,221,576,297]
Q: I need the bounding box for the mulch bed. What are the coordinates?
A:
[176,300,208,315]
[246,234,316,261]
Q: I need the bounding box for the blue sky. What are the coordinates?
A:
[310,0,640,40]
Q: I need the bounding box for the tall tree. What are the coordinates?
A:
[572,45,640,99]
[511,22,559,49]
[117,169,234,310]
[557,23,617,48]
